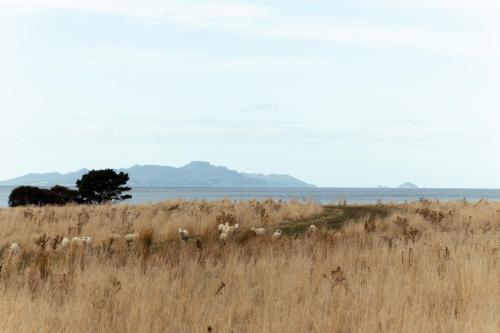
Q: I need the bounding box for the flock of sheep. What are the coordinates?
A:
[6,233,137,257]
[5,224,319,257]
[215,222,318,241]
[179,223,288,242]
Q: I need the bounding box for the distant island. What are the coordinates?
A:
[398,182,419,189]
[0,161,315,188]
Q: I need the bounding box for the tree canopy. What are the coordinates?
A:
[8,185,79,207]
[76,169,132,204]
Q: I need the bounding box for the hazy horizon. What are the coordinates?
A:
[0,161,498,189]
[2,1,500,188]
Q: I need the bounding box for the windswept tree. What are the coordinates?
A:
[76,169,132,204]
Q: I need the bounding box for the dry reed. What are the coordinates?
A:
[0,199,498,332]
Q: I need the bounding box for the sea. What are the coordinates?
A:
[1,186,500,208]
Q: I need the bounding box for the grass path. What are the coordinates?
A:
[280,205,396,235]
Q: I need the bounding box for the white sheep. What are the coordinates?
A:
[9,243,21,256]
[71,236,83,246]
[60,237,70,248]
[218,224,229,233]
[226,224,239,235]
[308,224,318,234]
[125,233,139,242]
[82,236,92,246]
[272,229,283,239]
[178,228,189,241]
[250,227,266,236]
[219,231,230,241]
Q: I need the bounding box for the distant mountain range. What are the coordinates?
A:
[0,162,315,188]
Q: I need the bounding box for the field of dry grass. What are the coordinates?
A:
[0,199,498,332]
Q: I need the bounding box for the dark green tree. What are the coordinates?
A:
[50,185,80,204]
[8,185,78,207]
[9,186,53,207]
[76,169,132,204]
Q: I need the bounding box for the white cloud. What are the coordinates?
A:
[73,45,197,67]
[381,0,500,16]
[2,0,500,60]
[4,0,500,19]
[63,44,330,72]
[188,19,500,62]
[0,0,274,21]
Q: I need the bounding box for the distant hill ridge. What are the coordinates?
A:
[0,162,314,188]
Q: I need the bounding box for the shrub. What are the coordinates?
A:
[50,185,80,204]
[8,185,79,207]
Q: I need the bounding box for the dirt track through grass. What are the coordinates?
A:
[280,204,395,235]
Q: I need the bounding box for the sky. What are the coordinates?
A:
[1,0,500,188]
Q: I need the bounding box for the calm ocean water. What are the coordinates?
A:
[1,186,500,208]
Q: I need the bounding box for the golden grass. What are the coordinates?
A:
[0,199,499,332]
[0,199,322,244]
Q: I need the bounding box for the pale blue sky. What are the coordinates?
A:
[1,0,500,187]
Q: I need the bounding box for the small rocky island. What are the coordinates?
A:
[398,182,419,189]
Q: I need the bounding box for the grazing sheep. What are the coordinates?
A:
[178,229,189,241]
[61,237,70,248]
[218,224,229,233]
[125,233,139,242]
[219,231,230,241]
[218,223,236,234]
[250,227,266,236]
[71,237,83,246]
[308,224,318,234]
[82,236,92,246]
[9,243,21,256]
[272,229,283,239]
[226,224,239,235]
